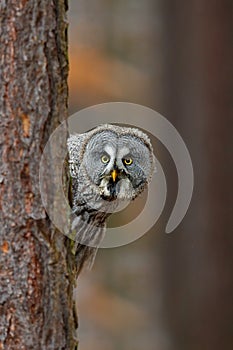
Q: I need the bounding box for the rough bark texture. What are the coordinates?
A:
[0,1,78,349]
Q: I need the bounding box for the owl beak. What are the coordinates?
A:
[111,169,118,182]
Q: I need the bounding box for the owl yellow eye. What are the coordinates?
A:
[101,155,110,164]
[123,158,133,166]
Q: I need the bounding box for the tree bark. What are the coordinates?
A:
[0,1,78,349]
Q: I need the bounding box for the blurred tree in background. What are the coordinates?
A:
[68,1,232,350]
[161,2,233,350]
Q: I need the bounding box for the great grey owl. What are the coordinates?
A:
[67,124,155,273]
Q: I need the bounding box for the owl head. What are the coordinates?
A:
[68,124,155,204]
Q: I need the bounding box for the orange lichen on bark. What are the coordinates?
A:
[21,114,30,138]
[1,241,9,254]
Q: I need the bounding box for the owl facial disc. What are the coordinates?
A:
[68,124,155,206]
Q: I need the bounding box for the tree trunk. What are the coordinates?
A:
[0,1,78,349]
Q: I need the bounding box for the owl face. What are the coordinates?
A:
[81,127,155,201]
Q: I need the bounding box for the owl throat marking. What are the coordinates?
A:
[98,166,128,201]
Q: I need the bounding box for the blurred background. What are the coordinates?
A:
[68,1,233,350]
